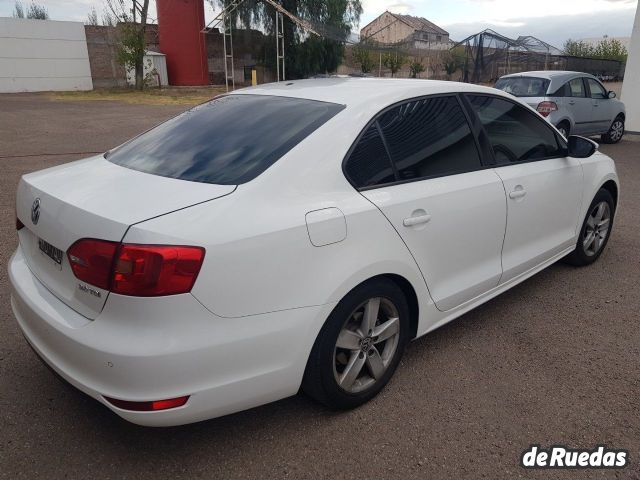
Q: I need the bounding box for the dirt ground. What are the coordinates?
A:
[0,92,639,479]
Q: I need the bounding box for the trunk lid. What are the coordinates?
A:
[16,155,235,319]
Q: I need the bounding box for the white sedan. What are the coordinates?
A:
[9,79,619,426]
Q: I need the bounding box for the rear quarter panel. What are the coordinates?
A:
[121,110,433,321]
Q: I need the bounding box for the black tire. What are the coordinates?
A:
[556,121,570,139]
[564,188,615,266]
[601,116,625,144]
[302,278,410,410]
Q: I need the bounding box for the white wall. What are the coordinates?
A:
[621,5,640,133]
[0,18,93,93]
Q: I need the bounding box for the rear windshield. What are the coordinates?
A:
[494,77,550,97]
[106,95,345,185]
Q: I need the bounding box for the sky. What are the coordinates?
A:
[0,0,637,47]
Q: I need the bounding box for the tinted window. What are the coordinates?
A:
[377,96,480,180]
[344,124,396,188]
[467,95,563,164]
[586,78,607,99]
[107,95,344,185]
[494,77,550,97]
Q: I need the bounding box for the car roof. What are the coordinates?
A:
[498,71,602,94]
[232,77,513,109]
[500,70,593,80]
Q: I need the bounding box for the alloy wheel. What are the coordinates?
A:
[333,297,401,393]
[583,201,611,257]
[609,120,624,142]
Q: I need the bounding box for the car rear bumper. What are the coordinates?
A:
[9,245,334,426]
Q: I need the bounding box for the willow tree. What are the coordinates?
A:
[211,0,362,79]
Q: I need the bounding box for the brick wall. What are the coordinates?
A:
[84,24,160,88]
[85,24,272,88]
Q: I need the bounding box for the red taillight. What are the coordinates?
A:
[16,217,24,231]
[67,239,205,296]
[537,101,558,117]
[112,244,205,296]
[104,395,189,411]
[68,239,119,290]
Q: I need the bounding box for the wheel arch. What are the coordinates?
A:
[326,272,422,341]
[600,179,619,208]
[378,273,420,340]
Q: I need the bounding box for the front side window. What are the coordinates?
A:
[586,78,607,99]
[377,96,481,181]
[344,124,396,188]
[107,95,344,185]
[467,95,564,164]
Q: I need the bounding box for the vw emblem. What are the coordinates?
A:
[31,198,41,225]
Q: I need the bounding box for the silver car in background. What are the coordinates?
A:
[495,71,626,143]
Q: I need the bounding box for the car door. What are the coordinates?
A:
[559,77,591,135]
[466,94,583,284]
[585,77,613,133]
[346,95,507,311]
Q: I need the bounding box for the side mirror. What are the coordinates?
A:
[568,135,598,158]
[608,91,617,99]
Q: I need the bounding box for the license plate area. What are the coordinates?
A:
[38,238,64,268]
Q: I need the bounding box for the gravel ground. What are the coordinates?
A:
[1,93,639,480]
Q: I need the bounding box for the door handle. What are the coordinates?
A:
[568,101,575,105]
[509,189,527,199]
[403,214,431,227]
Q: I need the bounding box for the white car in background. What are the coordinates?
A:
[10,79,619,426]
[495,71,626,143]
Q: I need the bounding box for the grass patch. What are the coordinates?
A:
[50,87,227,106]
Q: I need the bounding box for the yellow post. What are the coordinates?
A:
[251,68,257,86]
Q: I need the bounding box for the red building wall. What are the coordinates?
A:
[157,0,209,86]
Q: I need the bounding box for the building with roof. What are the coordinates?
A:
[360,11,450,50]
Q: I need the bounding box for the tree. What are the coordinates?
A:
[14,1,48,19]
[593,37,628,62]
[13,1,24,18]
[563,39,594,57]
[27,2,48,19]
[352,43,375,74]
[443,47,465,80]
[102,9,117,27]
[211,0,362,79]
[409,59,425,78]
[87,7,99,26]
[106,0,150,90]
[564,37,627,62]
[383,51,406,77]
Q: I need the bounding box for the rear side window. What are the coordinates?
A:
[494,77,550,97]
[553,78,585,97]
[568,78,586,97]
[344,124,396,188]
[106,95,344,185]
[467,95,563,164]
[378,96,480,181]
